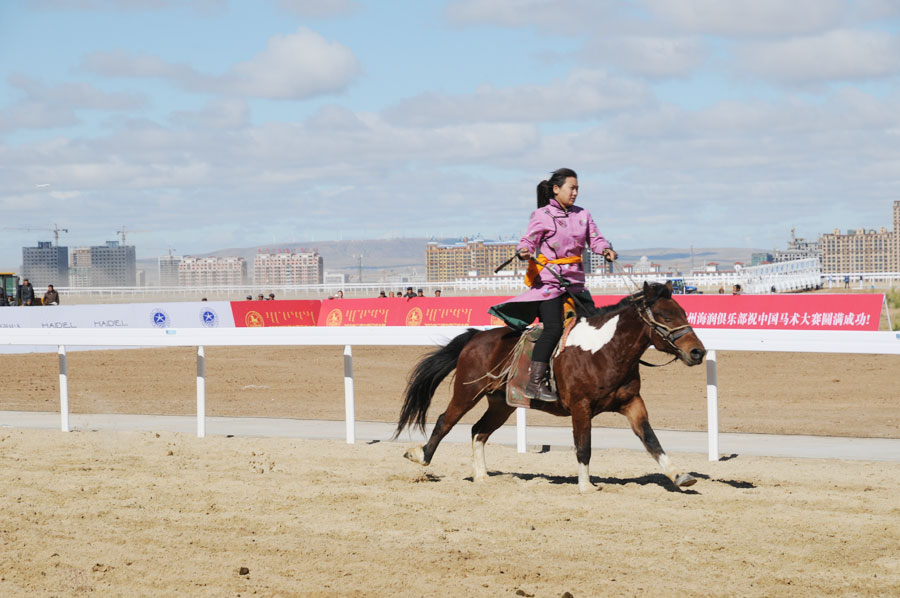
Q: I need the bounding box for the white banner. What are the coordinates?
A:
[0,301,235,353]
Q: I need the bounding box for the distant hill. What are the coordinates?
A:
[136,239,766,284]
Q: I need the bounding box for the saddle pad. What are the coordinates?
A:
[506,317,579,408]
[505,326,542,408]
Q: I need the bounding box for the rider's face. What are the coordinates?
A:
[553,177,578,209]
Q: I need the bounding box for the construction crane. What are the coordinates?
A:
[1,224,69,246]
[115,225,151,245]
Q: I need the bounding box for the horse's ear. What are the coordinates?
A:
[661,280,673,298]
[643,281,651,296]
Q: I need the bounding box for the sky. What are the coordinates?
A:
[1,0,900,267]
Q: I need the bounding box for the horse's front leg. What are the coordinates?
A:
[621,397,696,488]
[570,399,594,492]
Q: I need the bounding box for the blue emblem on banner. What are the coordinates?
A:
[151,309,169,328]
[200,308,218,328]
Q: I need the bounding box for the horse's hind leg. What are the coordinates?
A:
[404,376,487,467]
[622,397,696,488]
[470,392,514,481]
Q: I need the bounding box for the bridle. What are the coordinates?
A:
[629,290,695,367]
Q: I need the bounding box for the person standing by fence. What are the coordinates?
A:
[43,284,60,305]
[19,279,35,306]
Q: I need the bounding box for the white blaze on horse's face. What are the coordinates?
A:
[565,315,619,354]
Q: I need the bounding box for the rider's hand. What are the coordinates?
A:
[602,248,617,262]
[517,249,532,261]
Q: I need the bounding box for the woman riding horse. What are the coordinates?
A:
[489,167,617,402]
[396,281,707,492]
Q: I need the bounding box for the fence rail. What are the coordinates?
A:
[2,326,899,460]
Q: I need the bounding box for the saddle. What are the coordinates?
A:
[506,299,579,408]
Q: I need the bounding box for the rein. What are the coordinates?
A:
[627,289,694,368]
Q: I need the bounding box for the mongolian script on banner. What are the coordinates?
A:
[230,300,321,327]
[317,297,509,327]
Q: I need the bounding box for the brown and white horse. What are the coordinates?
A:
[394,281,706,492]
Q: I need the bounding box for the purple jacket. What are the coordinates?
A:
[512,198,611,302]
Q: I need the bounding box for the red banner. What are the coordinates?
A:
[230,300,321,327]
[318,297,509,326]
[675,293,883,331]
[227,293,883,331]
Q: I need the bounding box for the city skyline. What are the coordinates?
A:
[2,1,900,266]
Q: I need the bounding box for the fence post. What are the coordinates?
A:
[344,345,355,444]
[58,345,69,432]
[196,345,205,438]
[516,407,526,453]
[706,349,718,461]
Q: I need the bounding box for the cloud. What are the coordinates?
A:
[28,0,227,15]
[82,27,362,100]
[580,35,706,79]
[738,29,900,84]
[642,0,849,37]
[382,68,652,126]
[170,98,251,130]
[0,74,146,132]
[445,0,624,32]
[274,0,359,18]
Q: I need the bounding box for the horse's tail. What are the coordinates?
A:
[393,328,482,438]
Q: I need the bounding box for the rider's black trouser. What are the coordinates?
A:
[532,295,566,363]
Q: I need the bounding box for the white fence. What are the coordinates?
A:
[2,326,899,461]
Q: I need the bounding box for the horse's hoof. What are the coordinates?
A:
[404,446,429,466]
[674,473,697,488]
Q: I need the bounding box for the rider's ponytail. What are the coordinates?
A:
[536,167,578,208]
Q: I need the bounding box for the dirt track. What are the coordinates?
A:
[1,430,899,597]
[2,347,900,597]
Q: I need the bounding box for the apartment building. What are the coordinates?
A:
[252,250,323,285]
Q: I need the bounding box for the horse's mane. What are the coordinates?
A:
[590,282,672,320]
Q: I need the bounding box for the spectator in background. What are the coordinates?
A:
[732,284,742,295]
[333,290,344,299]
[404,287,416,298]
[257,294,264,301]
[246,295,253,300]
[388,291,396,298]
[20,279,35,306]
[417,289,424,297]
[434,289,441,297]
[378,290,387,298]
[717,287,725,294]
[0,289,8,306]
[43,285,60,305]
[201,297,208,302]
[268,293,275,300]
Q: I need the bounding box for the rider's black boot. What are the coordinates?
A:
[524,361,558,402]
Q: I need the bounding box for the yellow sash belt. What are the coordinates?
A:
[524,255,582,288]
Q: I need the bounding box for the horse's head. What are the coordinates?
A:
[634,281,706,366]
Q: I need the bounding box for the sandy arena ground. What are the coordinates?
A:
[2,346,900,596]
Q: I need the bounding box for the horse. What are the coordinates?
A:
[394,281,707,492]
